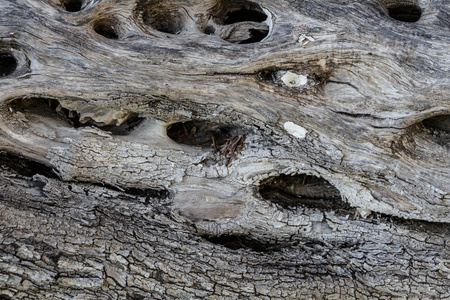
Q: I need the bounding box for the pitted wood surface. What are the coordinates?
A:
[0,0,449,298]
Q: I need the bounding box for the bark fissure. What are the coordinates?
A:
[1,174,449,298]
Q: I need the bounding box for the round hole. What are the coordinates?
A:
[143,11,183,34]
[93,19,119,39]
[224,9,267,25]
[202,0,270,44]
[387,4,422,22]
[0,52,17,77]
[64,0,83,12]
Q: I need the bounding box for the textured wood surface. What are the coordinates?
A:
[0,0,449,298]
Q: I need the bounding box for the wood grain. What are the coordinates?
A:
[0,0,449,298]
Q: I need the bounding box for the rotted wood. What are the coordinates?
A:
[0,0,449,298]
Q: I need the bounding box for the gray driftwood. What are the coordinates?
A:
[0,0,449,298]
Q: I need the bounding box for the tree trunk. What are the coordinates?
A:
[0,0,449,298]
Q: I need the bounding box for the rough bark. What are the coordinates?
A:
[0,0,449,298]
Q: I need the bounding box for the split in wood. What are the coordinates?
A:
[8,98,144,135]
[95,184,170,204]
[203,234,283,252]
[0,51,17,77]
[0,151,58,179]
[0,151,170,202]
[259,174,351,211]
[167,121,246,166]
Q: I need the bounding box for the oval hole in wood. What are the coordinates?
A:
[259,174,350,210]
[167,121,247,166]
[0,51,17,77]
[93,18,119,39]
[141,2,184,35]
[388,4,422,22]
[167,121,244,148]
[8,98,144,135]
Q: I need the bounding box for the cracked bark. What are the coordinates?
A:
[0,0,449,298]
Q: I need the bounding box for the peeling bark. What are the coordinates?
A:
[0,0,449,298]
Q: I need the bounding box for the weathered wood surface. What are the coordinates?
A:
[0,0,449,298]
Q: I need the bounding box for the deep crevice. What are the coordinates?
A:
[82,181,170,204]
[121,187,170,199]
[96,115,144,135]
[259,174,349,210]
[120,187,170,205]
[0,151,59,179]
[8,98,143,135]
[0,51,17,77]
[203,234,282,252]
